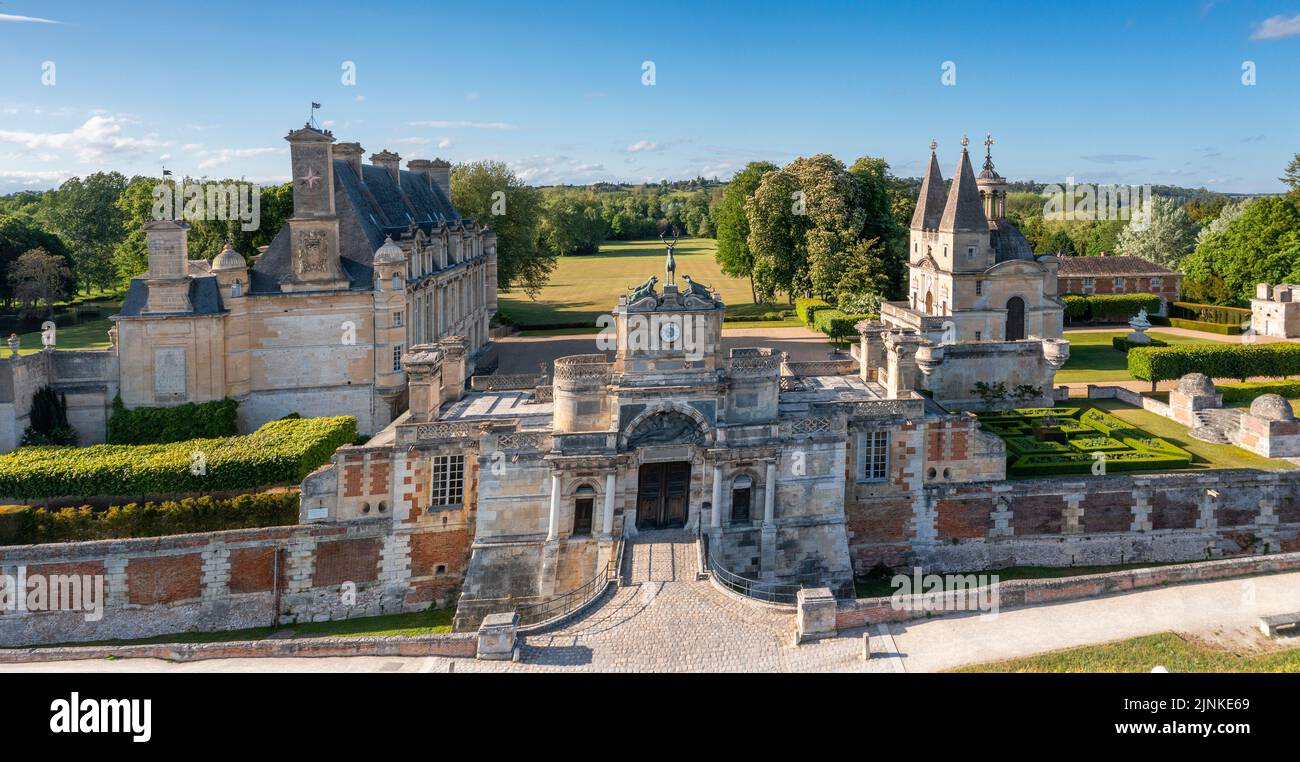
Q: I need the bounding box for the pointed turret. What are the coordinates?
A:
[910,139,947,231]
[939,136,988,233]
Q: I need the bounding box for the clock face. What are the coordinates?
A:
[659,320,680,344]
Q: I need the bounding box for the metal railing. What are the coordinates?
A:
[516,540,624,629]
[704,542,801,606]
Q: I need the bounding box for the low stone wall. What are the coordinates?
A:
[835,550,1300,630]
[0,632,476,663]
[846,469,1300,573]
[1085,384,1170,416]
[0,518,467,647]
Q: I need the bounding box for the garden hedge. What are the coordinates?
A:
[812,309,873,342]
[1153,316,1243,335]
[795,298,832,325]
[1128,343,1300,384]
[107,396,240,445]
[1110,336,1169,353]
[979,406,1192,477]
[0,416,356,500]
[1060,293,1162,323]
[0,491,300,546]
[1217,381,1300,405]
[1169,301,1251,325]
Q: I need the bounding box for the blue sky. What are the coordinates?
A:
[1,0,1298,194]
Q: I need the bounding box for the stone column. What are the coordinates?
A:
[546,472,561,541]
[601,470,616,537]
[763,461,776,526]
[711,463,723,529]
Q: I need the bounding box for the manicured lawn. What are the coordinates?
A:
[15,317,115,355]
[1056,330,1230,383]
[500,238,789,328]
[1089,399,1296,471]
[853,561,1185,598]
[13,605,456,648]
[953,632,1300,673]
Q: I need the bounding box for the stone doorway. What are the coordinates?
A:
[1006,296,1026,341]
[636,461,690,530]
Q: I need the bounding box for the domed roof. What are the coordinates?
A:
[211,242,246,271]
[1249,394,1295,421]
[374,236,405,265]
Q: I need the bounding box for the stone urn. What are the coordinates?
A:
[1042,338,1070,370]
[914,342,945,377]
[1126,308,1153,345]
[1034,414,1068,443]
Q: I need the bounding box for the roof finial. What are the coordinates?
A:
[960,134,970,150]
[929,138,937,153]
[983,133,996,172]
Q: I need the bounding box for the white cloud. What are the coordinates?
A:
[625,140,660,153]
[408,120,519,130]
[0,115,166,162]
[507,155,608,184]
[1251,13,1300,40]
[392,137,431,145]
[354,95,366,102]
[0,13,62,24]
[194,146,283,170]
[437,138,453,149]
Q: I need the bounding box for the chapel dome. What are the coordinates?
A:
[374,236,405,265]
[211,243,247,271]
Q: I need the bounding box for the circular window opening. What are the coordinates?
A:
[377,501,387,513]
[361,502,371,514]
[927,468,937,479]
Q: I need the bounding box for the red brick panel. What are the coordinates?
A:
[408,528,469,578]
[1277,494,1300,524]
[369,461,390,496]
[1081,492,1133,533]
[25,560,106,579]
[1215,502,1257,528]
[342,464,365,498]
[229,547,277,594]
[312,538,381,586]
[1151,493,1198,530]
[936,498,990,540]
[1010,495,1065,535]
[127,554,202,605]
[846,497,912,543]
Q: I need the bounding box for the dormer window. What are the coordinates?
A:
[967,246,976,258]
[230,280,242,297]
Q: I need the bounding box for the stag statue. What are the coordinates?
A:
[660,227,679,286]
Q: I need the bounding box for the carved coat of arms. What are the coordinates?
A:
[297,230,329,273]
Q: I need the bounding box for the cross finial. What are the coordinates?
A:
[984,133,995,155]
[929,138,937,153]
[960,134,970,149]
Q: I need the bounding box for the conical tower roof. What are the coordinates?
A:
[939,137,988,233]
[910,141,947,230]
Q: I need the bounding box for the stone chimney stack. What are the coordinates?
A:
[407,159,433,191]
[439,335,468,403]
[428,158,452,198]
[335,142,364,180]
[143,219,192,313]
[370,150,402,185]
[402,345,444,422]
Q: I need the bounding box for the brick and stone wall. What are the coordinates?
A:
[0,517,469,647]
[846,469,1300,574]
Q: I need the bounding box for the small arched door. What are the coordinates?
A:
[924,291,934,315]
[1005,296,1026,341]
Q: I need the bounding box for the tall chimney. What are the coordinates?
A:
[428,158,451,198]
[335,142,364,180]
[370,150,401,184]
[142,219,192,313]
[407,159,433,191]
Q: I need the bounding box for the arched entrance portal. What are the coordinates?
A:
[1005,296,1026,341]
[637,461,690,529]
[924,291,934,315]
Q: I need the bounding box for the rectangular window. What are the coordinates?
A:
[1082,277,1095,293]
[856,431,889,483]
[392,344,403,372]
[967,246,976,258]
[393,311,403,327]
[1151,276,1163,288]
[975,330,982,341]
[975,280,983,295]
[1113,277,1125,291]
[431,454,465,508]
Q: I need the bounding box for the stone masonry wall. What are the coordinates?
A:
[846,469,1300,574]
[0,517,469,647]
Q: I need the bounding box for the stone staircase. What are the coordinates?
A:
[1189,408,1242,444]
[624,529,697,584]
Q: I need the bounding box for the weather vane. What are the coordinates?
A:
[929,138,937,152]
[961,134,970,149]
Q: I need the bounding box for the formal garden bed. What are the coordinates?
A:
[978,406,1193,477]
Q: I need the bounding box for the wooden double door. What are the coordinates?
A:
[636,461,690,529]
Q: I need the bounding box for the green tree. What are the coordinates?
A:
[451,160,552,297]
[714,161,776,302]
[37,172,128,293]
[538,192,607,257]
[8,247,72,318]
[1282,153,1300,197]
[1180,196,1300,304]
[0,215,73,308]
[1114,196,1200,269]
[112,176,160,281]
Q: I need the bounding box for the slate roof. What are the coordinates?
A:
[248,159,466,294]
[938,148,987,233]
[117,274,226,317]
[989,219,1034,262]
[910,151,947,230]
[1055,255,1179,277]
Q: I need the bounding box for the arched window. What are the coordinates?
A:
[391,272,402,291]
[731,474,753,523]
[230,280,242,297]
[572,484,595,535]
